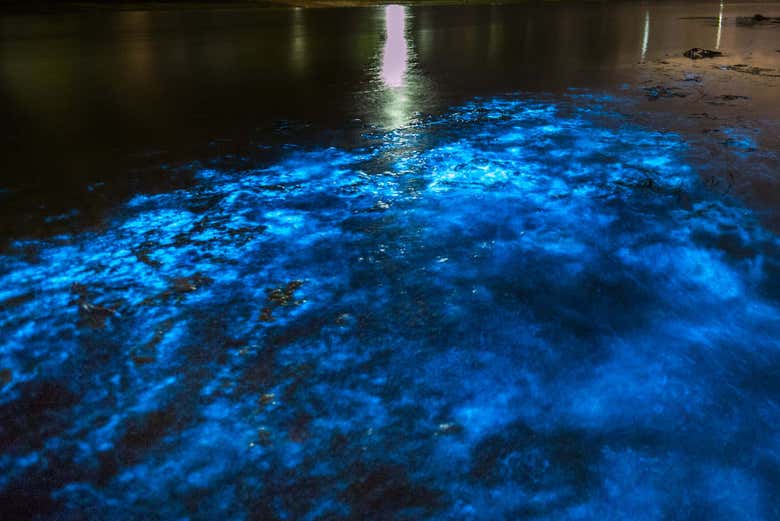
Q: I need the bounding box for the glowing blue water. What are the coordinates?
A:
[2,93,780,520]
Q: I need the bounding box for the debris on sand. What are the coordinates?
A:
[70,283,120,329]
[436,422,464,436]
[684,48,723,59]
[704,94,750,106]
[131,355,156,365]
[266,280,304,306]
[260,307,275,322]
[260,280,305,322]
[689,112,719,120]
[171,274,213,294]
[133,246,162,268]
[682,72,703,82]
[736,14,780,26]
[643,85,688,101]
[131,319,175,365]
[258,393,276,407]
[716,64,780,77]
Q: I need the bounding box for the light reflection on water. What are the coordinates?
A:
[380,5,408,89]
[290,8,307,76]
[380,5,414,129]
[640,10,649,63]
[2,1,778,208]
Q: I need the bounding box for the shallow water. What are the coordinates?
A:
[2,2,780,520]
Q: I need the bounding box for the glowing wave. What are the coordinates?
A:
[1,93,779,520]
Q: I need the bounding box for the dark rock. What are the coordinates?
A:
[684,48,723,59]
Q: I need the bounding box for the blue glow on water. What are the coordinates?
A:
[2,93,780,520]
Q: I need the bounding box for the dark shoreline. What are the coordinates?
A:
[0,0,713,14]
[0,0,281,12]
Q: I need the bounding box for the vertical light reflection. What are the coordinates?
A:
[378,5,413,129]
[640,10,650,63]
[488,6,504,61]
[121,11,154,86]
[290,8,306,75]
[715,2,724,50]
[381,5,408,88]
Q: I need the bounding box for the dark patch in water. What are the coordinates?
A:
[343,464,443,519]
[0,381,78,451]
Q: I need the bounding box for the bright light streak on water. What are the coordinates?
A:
[378,4,413,129]
[716,2,725,50]
[290,8,306,75]
[641,10,650,63]
[1,92,780,520]
[381,5,408,89]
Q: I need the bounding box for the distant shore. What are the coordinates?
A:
[0,0,629,13]
[3,0,776,12]
[3,0,276,11]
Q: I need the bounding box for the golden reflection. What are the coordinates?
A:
[121,11,154,88]
[716,2,724,50]
[291,8,307,75]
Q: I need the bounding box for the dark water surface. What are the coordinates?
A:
[2,0,779,233]
[2,2,780,520]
